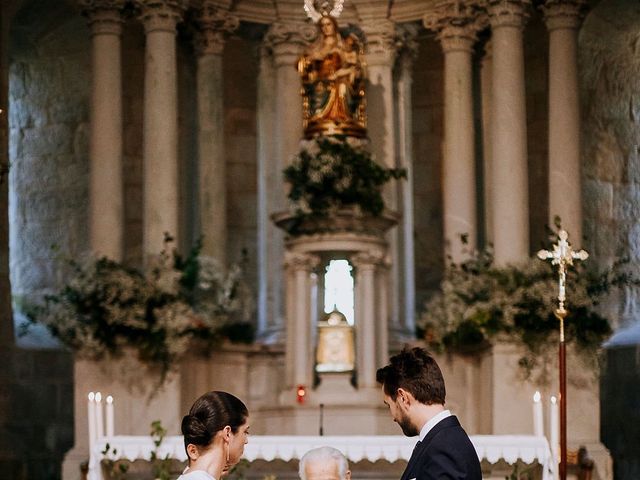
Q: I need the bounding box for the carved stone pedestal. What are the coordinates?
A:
[267,209,399,434]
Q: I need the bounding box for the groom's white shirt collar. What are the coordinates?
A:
[418,409,451,442]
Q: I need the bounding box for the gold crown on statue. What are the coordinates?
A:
[304,0,344,22]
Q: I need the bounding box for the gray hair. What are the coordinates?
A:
[299,446,350,480]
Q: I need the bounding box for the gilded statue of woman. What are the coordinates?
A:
[298,15,366,138]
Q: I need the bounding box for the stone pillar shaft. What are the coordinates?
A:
[364,25,401,335]
[375,263,390,367]
[285,253,318,389]
[257,47,276,336]
[139,0,185,256]
[261,23,313,338]
[488,0,531,264]
[443,46,476,259]
[353,253,382,388]
[544,0,585,244]
[424,4,485,261]
[396,48,416,336]
[194,4,238,263]
[84,3,125,260]
[197,52,226,262]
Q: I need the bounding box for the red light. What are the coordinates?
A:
[296,385,306,404]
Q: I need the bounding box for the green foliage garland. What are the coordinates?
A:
[20,237,254,380]
[417,243,635,380]
[284,136,406,223]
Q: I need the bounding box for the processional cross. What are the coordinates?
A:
[537,229,589,480]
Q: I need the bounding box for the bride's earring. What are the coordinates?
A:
[225,440,230,464]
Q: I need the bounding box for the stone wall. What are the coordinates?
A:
[4,1,87,477]
[580,0,640,477]
[580,0,640,325]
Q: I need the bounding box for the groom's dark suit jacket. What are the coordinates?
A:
[400,416,482,480]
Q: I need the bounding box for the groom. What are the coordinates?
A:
[377,347,482,480]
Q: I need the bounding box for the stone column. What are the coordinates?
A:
[257,46,276,337]
[261,23,314,338]
[375,257,391,368]
[362,20,402,331]
[395,28,418,338]
[543,0,586,245]
[424,2,486,261]
[193,2,239,264]
[353,252,383,389]
[284,252,319,389]
[487,0,531,264]
[82,0,125,260]
[137,0,187,256]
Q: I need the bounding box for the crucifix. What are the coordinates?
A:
[537,229,589,480]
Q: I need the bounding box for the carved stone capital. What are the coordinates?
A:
[423,0,488,53]
[264,22,316,67]
[487,0,531,29]
[135,0,188,34]
[284,252,321,272]
[362,20,397,65]
[541,0,587,31]
[351,251,385,270]
[193,1,239,56]
[80,0,125,35]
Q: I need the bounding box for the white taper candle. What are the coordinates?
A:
[87,392,96,453]
[533,391,544,437]
[550,395,559,479]
[95,392,104,439]
[106,395,114,438]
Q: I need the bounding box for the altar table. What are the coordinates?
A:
[88,434,554,480]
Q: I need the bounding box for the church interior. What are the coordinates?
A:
[0,0,639,479]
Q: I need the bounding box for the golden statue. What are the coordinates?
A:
[298,14,366,138]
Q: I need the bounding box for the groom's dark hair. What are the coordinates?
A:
[376,347,446,405]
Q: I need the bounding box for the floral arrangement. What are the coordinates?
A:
[21,237,254,380]
[283,136,406,223]
[416,239,635,380]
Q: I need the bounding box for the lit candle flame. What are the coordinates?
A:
[533,391,541,402]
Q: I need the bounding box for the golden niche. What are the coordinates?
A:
[298,15,366,138]
[315,307,355,373]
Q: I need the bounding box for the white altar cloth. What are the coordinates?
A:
[89,435,554,480]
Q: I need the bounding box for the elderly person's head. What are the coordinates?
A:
[299,446,351,480]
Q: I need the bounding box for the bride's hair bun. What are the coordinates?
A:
[182,391,248,450]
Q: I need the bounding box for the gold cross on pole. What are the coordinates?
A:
[537,229,589,339]
[537,229,589,480]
